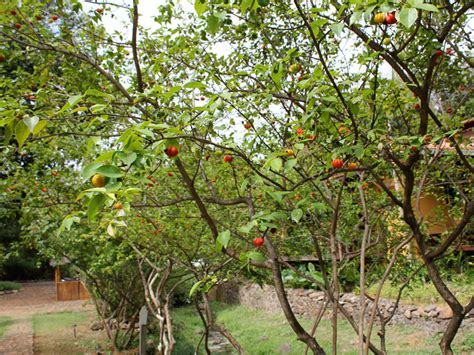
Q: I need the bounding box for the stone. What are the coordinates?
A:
[90,321,104,331]
[424,304,437,313]
[428,310,439,318]
[404,310,412,320]
[279,343,291,354]
[406,305,418,311]
[308,292,319,299]
[194,328,204,335]
[412,310,423,318]
[438,306,453,319]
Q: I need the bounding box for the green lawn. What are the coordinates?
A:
[0,317,13,338]
[171,302,474,354]
[32,311,109,354]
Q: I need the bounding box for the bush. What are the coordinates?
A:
[0,281,21,291]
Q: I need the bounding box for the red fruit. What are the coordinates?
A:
[244,122,252,129]
[331,159,344,169]
[14,23,21,29]
[51,15,59,21]
[147,175,153,180]
[41,187,48,192]
[167,172,174,177]
[10,10,17,16]
[223,155,233,163]
[165,146,179,158]
[447,107,453,114]
[434,59,440,65]
[446,48,453,55]
[297,75,304,81]
[385,12,397,25]
[200,96,205,101]
[253,237,264,248]
[296,127,304,136]
[414,103,421,110]
[423,135,432,144]
[435,50,443,57]
[114,202,123,209]
[35,15,43,21]
[410,146,418,152]
[96,8,104,14]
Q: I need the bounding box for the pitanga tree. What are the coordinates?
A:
[1,1,472,354]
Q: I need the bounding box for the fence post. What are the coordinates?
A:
[138,306,148,355]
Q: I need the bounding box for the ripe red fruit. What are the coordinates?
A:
[10,10,17,16]
[200,96,205,101]
[41,187,48,192]
[296,127,304,136]
[14,23,21,29]
[331,159,344,169]
[447,107,452,114]
[167,172,174,177]
[410,146,418,152]
[385,12,397,24]
[435,50,443,57]
[253,237,264,248]
[165,146,178,158]
[223,155,233,163]
[423,135,432,144]
[51,15,59,21]
[244,122,252,129]
[96,8,104,14]
[446,48,453,55]
[414,103,421,110]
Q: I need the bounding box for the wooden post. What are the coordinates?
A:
[138,306,148,355]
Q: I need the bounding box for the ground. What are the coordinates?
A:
[0,281,107,354]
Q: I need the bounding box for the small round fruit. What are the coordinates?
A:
[383,38,391,46]
[297,75,304,81]
[270,227,277,234]
[223,155,233,163]
[96,8,104,14]
[447,107,452,114]
[10,10,17,16]
[348,162,358,170]
[244,122,252,129]
[14,23,21,29]
[414,103,421,110]
[385,12,397,24]
[35,15,43,21]
[423,135,432,144]
[41,187,48,192]
[51,170,58,177]
[200,96,205,101]
[410,146,418,152]
[253,237,264,248]
[165,146,179,158]
[288,63,302,74]
[374,13,386,24]
[435,49,443,57]
[296,127,304,136]
[338,126,348,135]
[114,202,123,209]
[91,174,106,187]
[331,159,344,169]
[51,15,59,21]
[446,48,453,55]
[285,149,295,156]
[167,172,174,177]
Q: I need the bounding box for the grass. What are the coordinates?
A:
[365,273,474,305]
[171,302,474,354]
[0,281,21,292]
[0,317,13,338]
[32,311,109,354]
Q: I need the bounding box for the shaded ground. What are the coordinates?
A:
[0,281,101,354]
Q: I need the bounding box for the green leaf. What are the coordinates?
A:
[23,116,39,133]
[95,165,123,178]
[82,162,103,180]
[398,7,418,28]
[216,229,231,251]
[87,194,106,220]
[15,120,30,148]
[291,208,304,223]
[207,14,220,34]
[84,89,114,100]
[246,251,266,262]
[411,2,438,12]
[270,157,282,172]
[285,158,298,172]
[240,0,254,13]
[189,280,203,297]
[238,220,257,234]
[330,22,344,36]
[33,120,48,135]
[184,81,207,89]
[194,0,207,16]
[118,151,137,165]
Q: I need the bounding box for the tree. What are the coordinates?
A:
[1,1,472,354]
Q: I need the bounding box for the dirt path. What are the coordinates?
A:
[0,282,94,354]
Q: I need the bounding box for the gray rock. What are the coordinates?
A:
[404,310,412,320]
[424,304,437,313]
[90,321,103,331]
[406,305,418,311]
[428,310,439,318]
